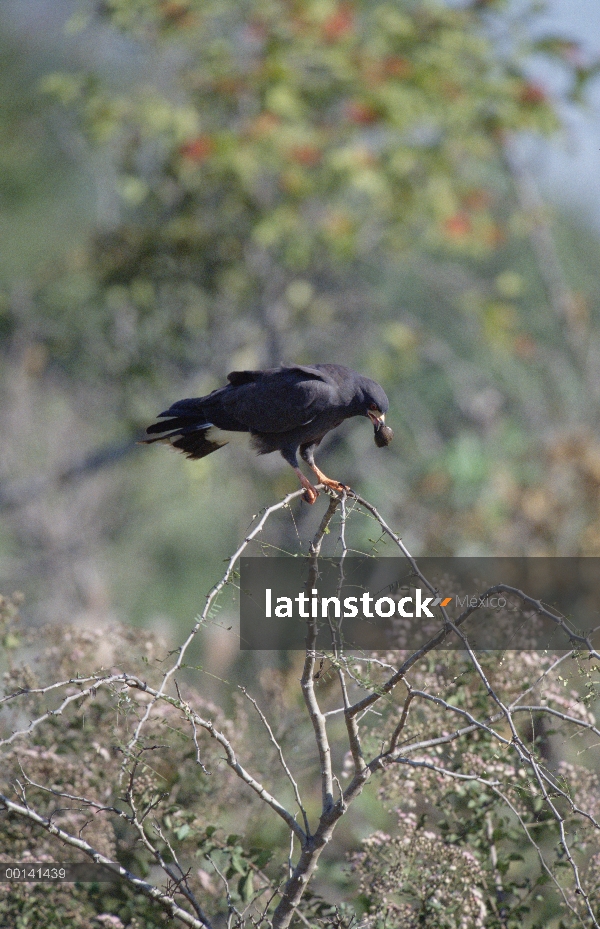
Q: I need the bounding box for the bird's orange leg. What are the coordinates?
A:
[299,444,351,495]
[307,464,351,495]
[293,467,319,504]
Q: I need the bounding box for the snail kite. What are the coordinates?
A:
[143,363,392,503]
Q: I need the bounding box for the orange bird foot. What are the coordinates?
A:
[309,466,352,495]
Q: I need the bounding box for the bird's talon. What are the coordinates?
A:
[303,488,319,504]
[322,480,352,495]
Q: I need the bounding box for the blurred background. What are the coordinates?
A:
[1,0,600,641]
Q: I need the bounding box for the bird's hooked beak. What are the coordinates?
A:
[367,409,386,431]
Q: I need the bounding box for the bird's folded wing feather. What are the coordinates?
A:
[226,364,331,387]
[222,368,338,434]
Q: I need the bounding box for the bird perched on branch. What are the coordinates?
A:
[143,363,392,503]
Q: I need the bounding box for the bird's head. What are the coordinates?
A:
[356,379,392,446]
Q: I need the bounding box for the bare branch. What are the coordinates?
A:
[0,790,213,929]
[1,675,127,747]
[123,677,307,843]
[240,685,310,838]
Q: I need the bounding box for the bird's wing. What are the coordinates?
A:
[220,366,338,434]
[226,365,332,387]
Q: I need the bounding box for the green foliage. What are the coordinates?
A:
[0,24,92,283]
[19,0,574,390]
[1,0,598,590]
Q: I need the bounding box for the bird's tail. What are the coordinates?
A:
[143,399,224,460]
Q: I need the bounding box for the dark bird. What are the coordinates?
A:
[143,364,392,503]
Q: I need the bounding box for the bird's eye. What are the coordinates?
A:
[369,403,378,411]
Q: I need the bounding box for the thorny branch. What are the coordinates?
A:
[0,789,213,929]
[1,489,599,928]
